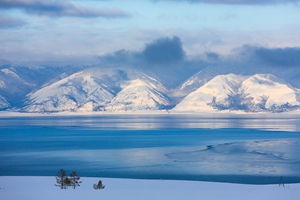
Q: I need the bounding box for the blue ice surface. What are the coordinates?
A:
[1,114,300,184]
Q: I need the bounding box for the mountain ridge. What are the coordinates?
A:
[1,64,299,113]
[174,73,300,113]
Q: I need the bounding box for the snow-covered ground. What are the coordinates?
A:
[1,176,300,200]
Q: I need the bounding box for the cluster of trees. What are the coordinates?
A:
[55,169,82,189]
[55,169,105,190]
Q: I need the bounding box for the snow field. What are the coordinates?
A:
[1,176,300,200]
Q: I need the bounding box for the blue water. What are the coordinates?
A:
[1,114,300,184]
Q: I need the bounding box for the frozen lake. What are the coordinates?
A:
[1,114,300,184]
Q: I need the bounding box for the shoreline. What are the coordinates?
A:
[2,174,300,185]
[0,110,300,117]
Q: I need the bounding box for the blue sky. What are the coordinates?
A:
[0,0,300,64]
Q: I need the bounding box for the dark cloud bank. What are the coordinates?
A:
[142,36,185,64]
[250,46,300,67]
[103,36,300,68]
[102,36,186,66]
[235,45,300,67]
[0,0,130,18]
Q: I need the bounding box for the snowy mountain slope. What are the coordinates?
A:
[240,74,300,112]
[169,64,245,104]
[173,74,248,111]
[105,79,170,111]
[0,95,10,110]
[173,74,300,112]
[140,64,201,90]
[172,70,212,98]
[1,68,21,78]
[23,67,172,112]
[132,72,169,94]
[0,64,80,108]
[23,71,118,112]
[0,68,35,108]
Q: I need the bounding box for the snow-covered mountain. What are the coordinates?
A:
[0,64,82,109]
[172,70,215,100]
[0,95,10,110]
[240,74,300,112]
[105,79,170,111]
[173,74,247,112]
[0,77,9,110]
[23,70,122,112]
[173,74,300,112]
[0,68,35,108]
[1,62,300,113]
[22,68,171,112]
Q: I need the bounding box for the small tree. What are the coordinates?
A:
[55,169,70,189]
[93,180,105,190]
[69,171,82,189]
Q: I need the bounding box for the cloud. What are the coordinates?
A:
[151,0,300,5]
[101,36,186,66]
[141,36,185,64]
[253,47,300,67]
[0,15,27,29]
[234,45,300,67]
[0,0,130,18]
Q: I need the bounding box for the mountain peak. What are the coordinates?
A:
[105,79,170,111]
[173,73,300,113]
[23,72,116,112]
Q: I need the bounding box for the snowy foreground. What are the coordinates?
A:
[1,177,300,200]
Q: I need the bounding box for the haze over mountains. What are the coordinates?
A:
[1,36,300,114]
[1,60,299,113]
